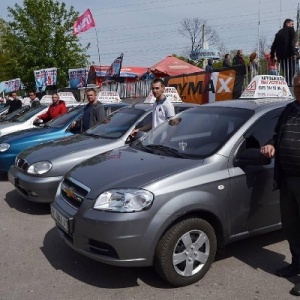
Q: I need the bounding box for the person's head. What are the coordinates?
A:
[283,19,294,27]
[29,91,37,101]
[237,50,243,56]
[51,93,60,105]
[86,88,97,104]
[208,59,213,65]
[147,68,152,74]
[151,78,165,101]
[293,73,300,102]
[249,52,257,62]
[225,54,230,59]
[11,92,18,100]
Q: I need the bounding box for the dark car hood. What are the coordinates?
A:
[68,146,203,199]
[21,134,121,162]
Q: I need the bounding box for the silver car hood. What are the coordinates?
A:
[20,134,124,163]
[67,146,204,199]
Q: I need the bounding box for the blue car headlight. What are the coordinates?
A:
[27,161,52,174]
[0,143,10,152]
[94,189,154,212]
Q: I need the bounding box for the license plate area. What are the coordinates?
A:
[51,206,69,233]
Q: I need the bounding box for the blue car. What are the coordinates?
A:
[0,103,127,173]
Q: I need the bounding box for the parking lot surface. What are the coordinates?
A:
[0,175,299,300]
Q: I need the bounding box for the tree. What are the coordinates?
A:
[178,18,220,57]
[1,0,89,89]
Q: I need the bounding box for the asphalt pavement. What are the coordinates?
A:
[0,175,299,300]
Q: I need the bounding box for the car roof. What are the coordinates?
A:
[203,98,294,112]
[128,102,200,112]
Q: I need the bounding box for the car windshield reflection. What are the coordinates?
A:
[85,107,146,139]
[14,105,47,123]
[133,107,254,158]
[47,106,84,128]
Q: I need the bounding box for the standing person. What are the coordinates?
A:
[35,93,67,123]
[232,50,245,66]
[249,52,259,78]
[140,68,155,81]
[205,59,214,72]
[265,53,278,75]
[28,91,41,108]
[223,54,231,68]
[270,18,296,86]
[71,88,105,132]
[260,73,300,297]
[131,78,175,134]
[7,92,22,114]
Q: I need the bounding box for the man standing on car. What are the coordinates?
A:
[131,78,175,135]
[71,88,105,132]
[7,91,22,114]
[35,93,67,123]
[261,72,300,296]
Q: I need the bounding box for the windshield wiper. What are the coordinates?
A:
[145,144,185,158]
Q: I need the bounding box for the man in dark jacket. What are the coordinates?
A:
[261,73,300,296]
[7,92,22,114]
[71,88,105,132]
[270,19,296,86]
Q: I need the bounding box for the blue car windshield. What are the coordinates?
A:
[14,105,48,122]
[0,105,31,122]
[47,106,84,128]
[86,107,146,139]
[134,106,254,158]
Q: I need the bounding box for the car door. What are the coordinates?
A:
[228,108,283,236]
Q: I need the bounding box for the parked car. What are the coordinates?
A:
[0,103,127,173]
[50,97,292,286]
[0,102,83,137]
[0,105,31,121]
[8,103,198,203]
[0,105,47,136]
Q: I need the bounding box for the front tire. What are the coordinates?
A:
[154,218,217,287]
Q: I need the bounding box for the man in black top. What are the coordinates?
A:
[261,73,300,296]
[270,19,296,86]
[7,92,22,114]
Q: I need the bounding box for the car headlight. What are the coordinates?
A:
[94,189,154,212]
[27,161,52,174]
[0,143,10,152]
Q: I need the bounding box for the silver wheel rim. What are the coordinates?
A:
[172,229,210,277]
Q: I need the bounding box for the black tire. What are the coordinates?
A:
[154,218,217,287]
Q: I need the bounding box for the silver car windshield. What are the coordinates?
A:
[85,107,146,139]
[136,106,254,158]
[14,105,47,123]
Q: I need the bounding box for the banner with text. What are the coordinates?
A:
[68,68,89,88]
[164,65,246,104]
[34,67,57,92]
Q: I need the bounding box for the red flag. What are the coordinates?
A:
[73,9,95,35]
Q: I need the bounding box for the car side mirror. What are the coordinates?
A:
[33,119,44,126]
[235,148,271,167]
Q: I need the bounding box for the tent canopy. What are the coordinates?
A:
[150,55,204,77]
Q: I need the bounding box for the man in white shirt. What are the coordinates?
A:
[132,78,175,134]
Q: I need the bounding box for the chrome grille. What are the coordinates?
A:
[61,177,90,209]
[16,158,29,171]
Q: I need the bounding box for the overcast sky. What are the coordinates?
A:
[1,0,299,67]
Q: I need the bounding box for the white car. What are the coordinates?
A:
[0,105,49,137]
[0,102,81,137]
